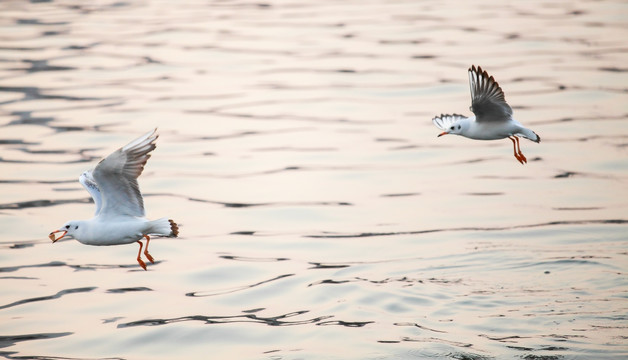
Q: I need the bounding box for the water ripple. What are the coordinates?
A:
[0,198,91,211]
[218,255,290,262]
[116,310,366,328]
[306,219,628,238]
[0,332,73,349]
[186,274,294,297]
[0,287,96,311]
[106,287,153,294]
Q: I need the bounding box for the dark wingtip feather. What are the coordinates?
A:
[471,65,507,103]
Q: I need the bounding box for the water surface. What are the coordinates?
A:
[1,0,627,359]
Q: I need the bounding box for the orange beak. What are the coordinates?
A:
[437,131,449,137]
[49,230,67,243]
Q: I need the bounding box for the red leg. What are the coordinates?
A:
[143,234,155,264]
[509,136,525,164]
[136,240,147,270]
[514,136,527,164]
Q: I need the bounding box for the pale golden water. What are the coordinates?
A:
[1,0,627,359]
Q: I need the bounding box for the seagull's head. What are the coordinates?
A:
[437,123,463,137]
[49,221,79,243]
[433,114,468,137]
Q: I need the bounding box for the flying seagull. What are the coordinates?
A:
[433,65,540,164]
[49,129,179,270]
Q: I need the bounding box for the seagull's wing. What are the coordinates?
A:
[79,170,102,216]
[432,114,467,130]
[468,65,513,123]
[92,129,158,218]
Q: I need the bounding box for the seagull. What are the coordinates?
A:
[49,129,179,270]
[432,65,540,164]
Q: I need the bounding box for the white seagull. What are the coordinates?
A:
[49,129,179,270]
[433,65,540,164]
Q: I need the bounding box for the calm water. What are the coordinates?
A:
[1,0,627,359]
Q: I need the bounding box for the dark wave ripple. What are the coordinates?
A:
[117,310,372,329]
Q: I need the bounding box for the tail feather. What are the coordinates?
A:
[169,219,179,237]
[149,218,179,237]
[516,128,540,143]
[533,131,541,143]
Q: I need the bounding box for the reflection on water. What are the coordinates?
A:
[1,0,628,359]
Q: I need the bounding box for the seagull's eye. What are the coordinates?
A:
[458,125,461,130]
[75,226,79,230]
[65,225,70,229]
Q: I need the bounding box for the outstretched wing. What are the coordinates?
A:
[79,170,102,216]
[468,65,512,122]
[432,114,467,130]
[92,129,158,218]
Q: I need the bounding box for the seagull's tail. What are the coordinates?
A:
[516,128,541,143]
[148,217,179,238]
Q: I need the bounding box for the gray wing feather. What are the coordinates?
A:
[79,170,102,216]
[468,65,513,122]
[92,129,158,218]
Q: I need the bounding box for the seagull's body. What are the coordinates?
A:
[433,65,540,164]
[50,129,178,270]
[61,217,173,246]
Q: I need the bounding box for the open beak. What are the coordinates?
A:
[437,131,449,137]
[49,230,67,243]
